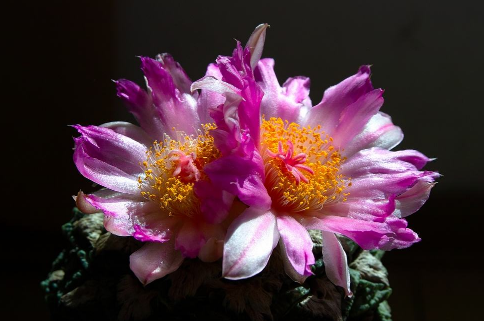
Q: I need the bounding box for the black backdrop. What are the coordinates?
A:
[4,0,483,320]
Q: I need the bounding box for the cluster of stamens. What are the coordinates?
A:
[138,124,219,216]
[261,117,350,213]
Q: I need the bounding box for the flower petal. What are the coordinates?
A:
[175,220,205,258]
[204,151,271,209]
[343,112,403,157]
[394,174,438,217]
[246,23,269,69]
[115,79,165,140]
[194,179,235,224]
[141,57,200,137]
[223,207,279,279]
[305,65,374,133]
[73,125,146,194]
[277,215,315,283]
[341,148,431,177]
[254,58,310,123]
[100,121,153,147]
[129,240,184,285]
[302,215,420,250]
[321,231,352,297]
[330,89,384,148]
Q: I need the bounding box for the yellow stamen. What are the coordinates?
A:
[138,123,219,217]
[261,117,350,213]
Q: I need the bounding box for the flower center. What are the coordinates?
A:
[261,117,350,213]
[138,124,220,216]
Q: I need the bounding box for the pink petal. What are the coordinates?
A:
[321,231,352,297]
[129,240,184,285]
[198,237,224,263]
[343,112,403,157]
[223,207,279,279]
[301,215,419,250]
[204,151,271,210]
[330,89,384,148]
[194,179,235,224]
[306,65,374,134]
[246,23,269,69]
[73,125,146,194]
[81,191,177,242]
[175,220,205,258]
[277,215,315,283]
[115,79,165,140]
[100,121,153,147]
[394,175,438,217]
[341,148,430,177]
[141,57,200,137]
[254,58,309,123]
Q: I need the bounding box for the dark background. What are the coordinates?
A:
[4,0,483,320]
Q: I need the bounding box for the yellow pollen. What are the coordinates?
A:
[138,123,219,216]
[261,117,350,213]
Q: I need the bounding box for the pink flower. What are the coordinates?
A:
[192,24,439,296]
[73,54,234,285]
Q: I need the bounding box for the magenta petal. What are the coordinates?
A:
[129,240,184,285]
[194,180,235,224]
[156,53,193,95]
[204,151,271,209]
[141,57,199,136]
[223,207,279,279]
[115,79,164,140]
[302,215,419,250]
[321,231,352,297]
[73,125,146,194]
[330,89,384,148]
[277,215,315,283]
[306,65,374,134]
[343,112,403,157]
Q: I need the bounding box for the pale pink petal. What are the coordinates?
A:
[129,240,184,285]
[223,207,279,279]
[246,23,269,69]
[341,148,430,177]
[343,112,403,157]
[198,237,224,263]
[254,58,309,123]
[321,231,352,297]
[100,121,153,147]
[394,175,438,218]
[277,215,315,283]
[175,220,205,258]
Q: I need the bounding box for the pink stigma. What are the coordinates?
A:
[267,141,314,184]
[168,150,201,183]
